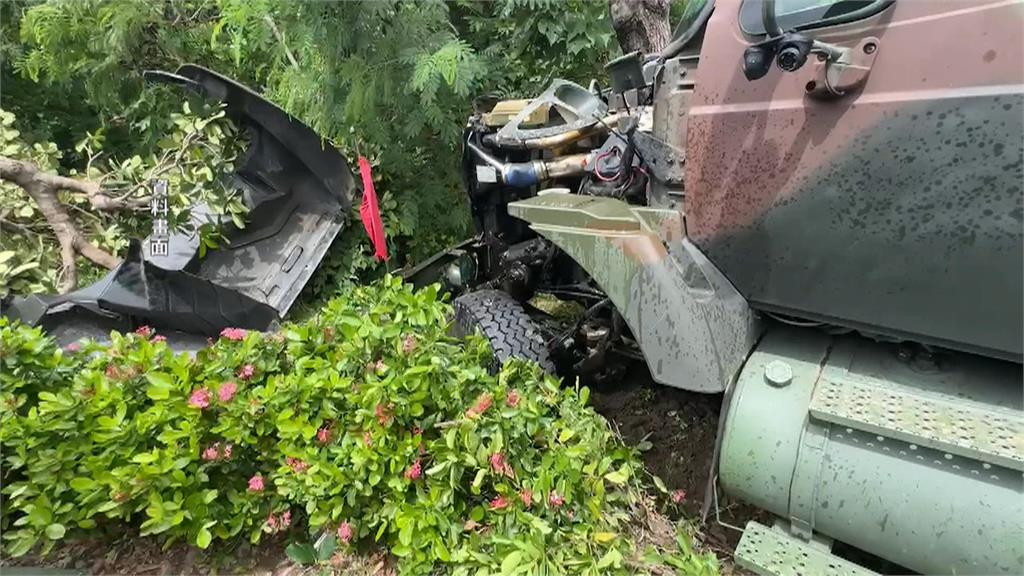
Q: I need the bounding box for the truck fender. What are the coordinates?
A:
[509,193,761,392]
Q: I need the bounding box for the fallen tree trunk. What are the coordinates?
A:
[0,155,122,293]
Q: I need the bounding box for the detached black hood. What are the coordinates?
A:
[2,65,357,348]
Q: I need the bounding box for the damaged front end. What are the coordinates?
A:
[2,65,355,350]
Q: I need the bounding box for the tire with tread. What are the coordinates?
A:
[453,289,556,374]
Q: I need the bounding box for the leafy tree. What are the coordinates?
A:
[2,0,629,302]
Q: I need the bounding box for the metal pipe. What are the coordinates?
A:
[540,154,589,179]
[465,139,590,188]
[485,114,622,150]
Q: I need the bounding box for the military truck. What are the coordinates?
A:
[406,0,1024,573]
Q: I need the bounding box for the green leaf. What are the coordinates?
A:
[596,547,622,569]
[69,477,97,491]
[528,515,552,535]
[594,531,616,543]
[652,475,669,494]
[196,527,212,549]
[285,542,316,565]
[471,468,486,494]
[45,523,65,540]
[501,550,523,575]
[145,372,174,399]
[132,452,158,464]
[604,465,630,485]
[316,533,338,561]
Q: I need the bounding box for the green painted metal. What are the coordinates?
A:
[735,521,878,576]
[721,328,1024,575]
[508,193,759,393]
[810,377,1024,471]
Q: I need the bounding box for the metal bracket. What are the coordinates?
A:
[806,37,879,99]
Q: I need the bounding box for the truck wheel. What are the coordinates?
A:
[453,289,556,374]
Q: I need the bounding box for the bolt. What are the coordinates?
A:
[864,42,877,55]
[764,360,793,388]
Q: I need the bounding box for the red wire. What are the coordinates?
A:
[594,148,620,182]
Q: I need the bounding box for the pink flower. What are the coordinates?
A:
[266,514,278,531]
[222,444,233,459]
[520,489,533,507]
[505,389,521,408]
[363,431,373,447]
[218,382,238,403]
[671,489,686,504]
[548,492,564,507]
[412,427,423,436]
[337,521,353,543]
[489,452,514,478]
[286,457,308,473]
[65,342,81,353]
[135,325,153,337]
[201,445,220,461]
[237,364,255,380]
[220,327,247,341]
[281,510,291,528]
[189,388,211,409]
[464,519,480,531]
[402,334,417,354]
[489,452,505,473]
[488,495,509,511]
[374,359,385,372]
[316,427,332,445]
[375,404,392,426]
[248,474,265,492]
[465,393,493,418]
[404,458,422,481]
[152,335,167,343]
[105,364,121,380]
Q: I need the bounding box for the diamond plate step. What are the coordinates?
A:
[736,521,878,576]
[810,377,1024,471]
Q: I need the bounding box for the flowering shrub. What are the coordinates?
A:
[0,277,717,575]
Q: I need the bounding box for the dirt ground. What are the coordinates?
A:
[587,361,765,568]
[3,360,759,576]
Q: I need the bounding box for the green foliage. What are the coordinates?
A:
[458,0,619,93]
[0,104,247,295]
[0,277,717,575]
[5,0,624,304]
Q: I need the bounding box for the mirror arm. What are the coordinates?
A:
[761,0,783,37]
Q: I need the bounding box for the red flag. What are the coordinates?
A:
[357,155,388,261]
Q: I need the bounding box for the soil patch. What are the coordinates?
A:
[588,361,767,565]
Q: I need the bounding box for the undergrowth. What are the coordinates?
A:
[0,277,717,575]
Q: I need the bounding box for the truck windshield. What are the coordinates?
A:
[663,0,713,57]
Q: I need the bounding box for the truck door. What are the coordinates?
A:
[685,0,1023,360]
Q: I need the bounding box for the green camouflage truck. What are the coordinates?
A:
[406,0,1024,573]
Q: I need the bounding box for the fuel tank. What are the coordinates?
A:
[720,327,1023,574]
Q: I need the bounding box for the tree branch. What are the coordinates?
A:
[264,15,300,71]
[0,155,122,292]
[1,217,44,237]
[0,156,148,213]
